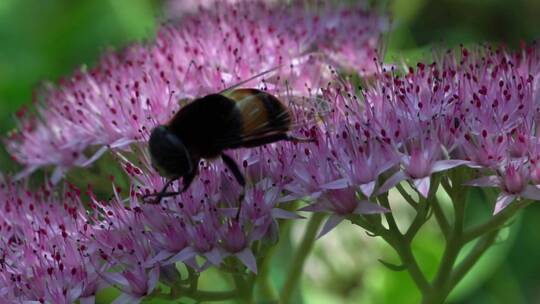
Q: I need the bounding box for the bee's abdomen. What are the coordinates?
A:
[228,89,291,136]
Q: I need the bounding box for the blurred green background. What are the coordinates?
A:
[1,0,540,303]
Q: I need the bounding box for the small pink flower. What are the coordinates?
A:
[378,138,467,198]
[467,162,540,214]
[301,186,388,238]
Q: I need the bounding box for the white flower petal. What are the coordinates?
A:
[522,185,540,201]
[110,137,135,149]
[51,166,66,184]
[81,145,109,167]
[414,177,431,198]
[431,159,469,173]
[494,194,515,214]
[359,181,376,197]
[377,171,406,195]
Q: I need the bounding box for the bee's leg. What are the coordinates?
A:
[221,153,246,221]
[240,133,315,148]
[142,178,177,204]
[154,168,198,199]
[220,153,246,186]
[142,168,199,203]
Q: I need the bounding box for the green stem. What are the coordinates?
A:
[377,193,429,293]
[426,235,462,303]
[378,194,400,233]
[153,287,238,302]
[256,245,278,300]
[188,289,239,301]
[187,267,199,293]
[423,179,467,303]
[387,235,431,294]
[396,183,418,209]
[280,212,324,304]
[449,230,499,289]
[233,272,255,303]
[463,200,530,243]
[431,196,451,238]
[404,197,428,242]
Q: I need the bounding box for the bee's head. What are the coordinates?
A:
[148,125,193,178]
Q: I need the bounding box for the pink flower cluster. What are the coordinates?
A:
[360,45,540,213]
[0,179,99,304]
[5,0,540,301]
[6,1,385,182]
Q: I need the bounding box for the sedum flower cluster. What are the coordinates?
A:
[3,0,540,303]
[6,0,384,183]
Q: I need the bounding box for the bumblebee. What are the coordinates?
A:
[144,87,312,204]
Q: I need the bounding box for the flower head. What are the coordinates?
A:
[7,1,386,180]
[0,179,99,304]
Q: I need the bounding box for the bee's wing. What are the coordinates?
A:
[225,89,291,139]
[215,89,330,147]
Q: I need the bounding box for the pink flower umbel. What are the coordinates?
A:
[6,0,386,180]
[0,178,100,304]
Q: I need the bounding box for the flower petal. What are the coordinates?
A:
[321,178,350,190]
[145,250,173,266]
[377,171,407,195]
[317,214,343,239]
[359,181,376,197]
[147,267,160,294]
[521,185,540,201]
[81,145,109,167]
[110,137,135,149]
[414,177,431,198]
[236,248,257,274]
[166,247,196,265]
[205,247,223,266]
[298,201,326,212]
[51,166,66,184]
[13,165,38,181]
[354,201,389,214]
[494,194,515,214]
[431,159,469,173]
[465,176,500,187]
[271,208,304,219]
